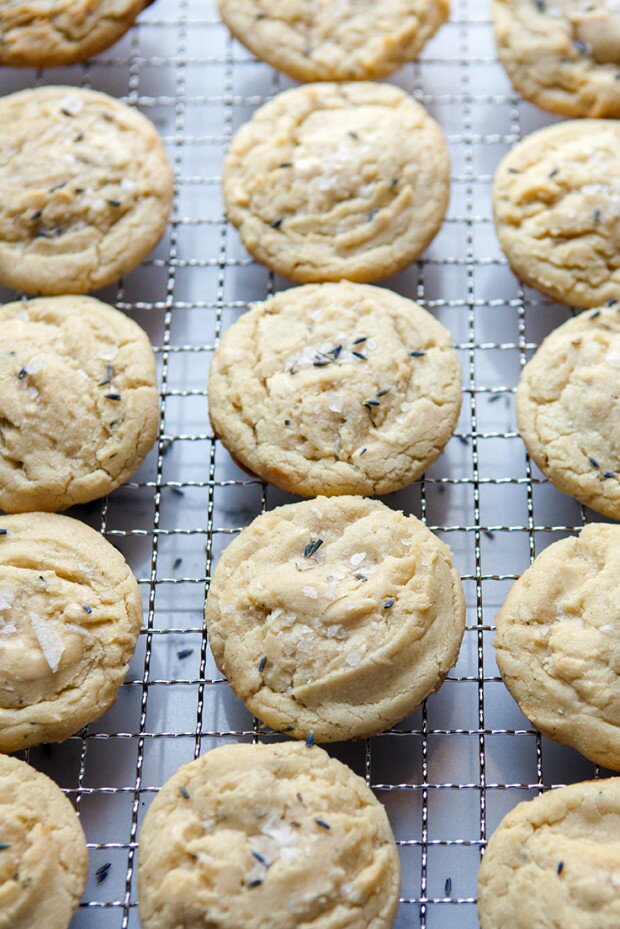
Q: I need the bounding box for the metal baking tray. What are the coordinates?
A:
[0,0,612,926]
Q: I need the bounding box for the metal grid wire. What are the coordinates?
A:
[1,0,613,926]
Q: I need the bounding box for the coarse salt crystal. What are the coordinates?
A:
[302,587,318,599]
[121,178,136,192]
[326,624,347,640]
[0,588,14,611]
[25,358,44,375]
[350,552,366,566]
[346,651,361,667]
[328,393,344,413]
[29,612,64,673]
[0,621,16,635]
[60,94,83,116]
[268,608,283,622]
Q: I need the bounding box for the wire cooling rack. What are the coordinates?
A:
[1,0,614,926]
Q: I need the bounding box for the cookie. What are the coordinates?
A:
[218,0,449,82]
[478,778,620,929]
[495,524,620,770]
[0,512,143,751]
[0,754,88,929]
[0,0,147,67]
[223,82,450,284]
[493,120,620,308]
[209,282,462,496]
[138,741,401,929]
[516,305,620,519]
[0,295,159,513]
[0,86,173,296]
[493,0,620,118]
[205,496,465,742]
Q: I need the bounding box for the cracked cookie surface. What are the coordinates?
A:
[495,523,620,770]
[478,778,620,929]
[493,120,620,307]
[493,0,620,117]
[218,0,449,81]
[0,512,142,751]
[205,496,465,742]
[208,282,462,496]
[0,295,159,513]
[223,83,450,284]
[138,741,401,929]
[0,754,88,929]
[516,305,620,519]
[0,86,173,295]
[0,0,147,67]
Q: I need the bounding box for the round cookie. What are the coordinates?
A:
[223,82,450,284]
[493,120,620,308]
[478,778,620,929]
[0,754,88,929]
[495,524,620,770]
[209,283,462,496]
[138,741,401,929]
[0,295,159,513]
[205,496,465,742]
[0,512,143,752]
[218,0,449,82]
[516,305,620,519]
[493,0,620,118]
[0,0,148,67]
[0,86,173,296]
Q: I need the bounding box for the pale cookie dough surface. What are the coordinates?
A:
[223,83,450,284]
[209,283,462,496]
[0,86,173,296]
[495,524,620,770]
[218,0,449,81]
[0,0,147,67]
[0,755,88,929]
[205,496,465,742]
[516,306,620,519]
[493,0,620,118]
[138,741,401,929]
[493,120,620,308]
[0,296,159,513]
[478,778,620,929]
[0,512,143,751]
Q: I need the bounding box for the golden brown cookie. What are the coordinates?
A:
[138,741,401,929]
[0,295,159,513]
[0,86,173,296]
[205,496,465,742]
[223,82,450,284]
[208,282,462,496]
[516,305,620,519]
[493,120,620,308]
[0,0,148,67]
[218,0,449,81]
[493,0,620,118]
[478,778,620,929]
[0,754,88,929]
[495,524,620,770]
[0,512,143,751]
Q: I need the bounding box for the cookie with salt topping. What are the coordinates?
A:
[208,282,462,497]
[205,496,465,742]
[516,304,620,519]
[223,82,450,283]
[0,295,159,513]
[138,741,401,929]
[493,0,620,118]
[218,0,449,81]
[495,523,620,770]
[493,119,620,307]
[0,86,173,295]
[0,0,148,67]
[478,778,620,929]
[0,512,142,752]
[0,754,88,929]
